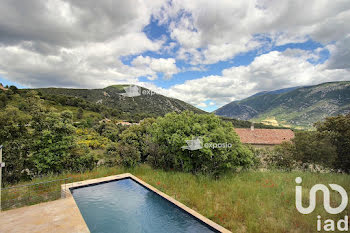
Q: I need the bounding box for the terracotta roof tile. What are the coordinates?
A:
[0,84,8,91]
[235,128,294,145]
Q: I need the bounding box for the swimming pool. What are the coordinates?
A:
[70,177,222,233]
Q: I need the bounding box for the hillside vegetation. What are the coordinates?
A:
[215,81,350,128]
[0,86,263,184]
[2,85,348,186]
[34,84,282,128]
[36,85,206,118]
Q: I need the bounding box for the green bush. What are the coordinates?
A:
[116,143,141,167]
[291,131,337,166]
[315,114,350,173]
[263,143,296,171]
[118,118,156,162]
[103,143,121,166]
[147,111,254,175]
[69,144,97,172]
[76,128,109,149]
[31,111,97,175]
[96,123,127,142]
[256,131,337,171]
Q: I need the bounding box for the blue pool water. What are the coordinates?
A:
[71,178,219,233]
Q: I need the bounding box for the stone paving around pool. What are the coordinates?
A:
[0,197,89,233]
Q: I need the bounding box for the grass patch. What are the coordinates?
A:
[2,165,350,233]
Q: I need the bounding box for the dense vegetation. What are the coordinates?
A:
[0,87,256,184]
[221,116,288,129]
[92,111,255,176]
[36,85,206,117]
[139,111,254,175]
[1,85,350,185]
[215,81,350,128]
[254,113,350,173]
[0,89,97,183]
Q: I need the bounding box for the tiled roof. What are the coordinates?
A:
[116,121,140,126]
[0,84,8,91]
[235,128,294,145]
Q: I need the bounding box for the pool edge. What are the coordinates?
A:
[61,173,232,233]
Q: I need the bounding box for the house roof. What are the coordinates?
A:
[235,128,294,145]
[116,121,140,126]
[0,84,8,91]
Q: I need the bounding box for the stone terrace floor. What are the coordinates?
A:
[0,197,89,233]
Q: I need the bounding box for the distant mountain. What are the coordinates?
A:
[215,81,350,128]
[36,85,206,117]
[250,86,302,97]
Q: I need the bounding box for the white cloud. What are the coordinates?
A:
[326,34,350,70]
[163,49,350,108]
[0,0,167,88]
[197,102,207,108]
[154,0,350,65]
[131,55,179,80]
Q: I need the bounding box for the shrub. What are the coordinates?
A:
[76,128,109,149]
[116,143,141,167]
[103,143,121,166]
[68,144,98,172]
[315,114,350,173]
[263,143,296,171]
[118,118,156,162]
[96,123,127,142]
[31,111,97,175]
[291,131,337,166]
[257,131,337,171]
[147,111,254,175]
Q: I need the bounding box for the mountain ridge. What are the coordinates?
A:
[214,81,350,128]
[35,85,206,117]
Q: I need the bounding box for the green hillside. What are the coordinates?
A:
[36,85,206,118]
[35,85,284,128]
[215,81,350,128]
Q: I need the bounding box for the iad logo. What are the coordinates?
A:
[295,177,349,232]
[295,177,348,214]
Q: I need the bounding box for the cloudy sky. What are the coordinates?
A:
[0,0,349,111]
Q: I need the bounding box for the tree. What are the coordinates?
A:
[96,123,127,142]
[104,143,121,166]
[315,114,350,172]
[0,92,8,108]
[115,143,140,167]
[0,106,32,183]
[77,108,84,119]
[291,131,337,166]
[118,118,155,162]
[31,111,76,174]
[147,111,254,175]
[9,85,18,94]
[31,111,96,174]
[0,106,31,142]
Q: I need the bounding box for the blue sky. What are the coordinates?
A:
[0,0,349,112]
